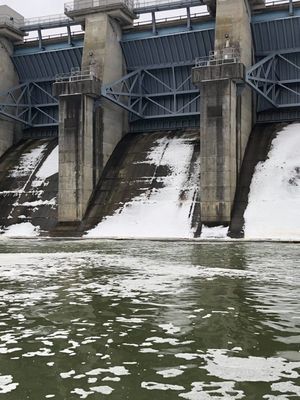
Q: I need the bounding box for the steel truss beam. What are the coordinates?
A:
[0,82,58,127]
[102,66,200,119]
[247,50,300,108]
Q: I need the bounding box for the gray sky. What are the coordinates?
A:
[0,0,65,17]
[0,0,204,24]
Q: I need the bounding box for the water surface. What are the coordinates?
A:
[0,240,299,399]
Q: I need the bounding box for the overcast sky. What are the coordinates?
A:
[1,0,204,24]
[0,0,65,17]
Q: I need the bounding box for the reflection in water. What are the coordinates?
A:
[0,240,299,399]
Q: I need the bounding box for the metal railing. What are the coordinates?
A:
[134,0,201,8]
[64,0,135,13]
[23,14,72,29]
[134,10,208,25]
[265,0,298,6]
[195,48,241,67]
[55,67,96,82]
[23,30,84,43]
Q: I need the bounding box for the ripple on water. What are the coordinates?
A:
[0,241,299,399]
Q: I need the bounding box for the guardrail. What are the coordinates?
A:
[195,48,240,67]
[134,10,208,26]
[23,14,71,27]
[55,67,96,82]
[64,0,135,13]
[23,30,84,43]
[265,0,299,6]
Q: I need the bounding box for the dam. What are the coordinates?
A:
[0,0,299,239]
[0,2,300,398]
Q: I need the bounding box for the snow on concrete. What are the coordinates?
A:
[2,222,40,238]
[20,199,56,208]
[86,137,200,239]
[0,142,58,238]
[32,146,58,187]
[244,123,300,240]
[9,144,47,179]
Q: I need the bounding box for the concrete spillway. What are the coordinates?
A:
[83,130,201,239]
[0,138,58,237]
[0,124,299,240]
[230,123,300,240]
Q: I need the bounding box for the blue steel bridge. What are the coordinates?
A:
[1,0,300,136]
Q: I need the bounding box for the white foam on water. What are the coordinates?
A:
[201,225,229,239]
[175,353,199,361]
[141,381,185,391]
[270,381,300,396]
[158,323,181,335]
[179,381,244,399]
[116,317,145,324]
[244,123,300,240]
[71,388,93,398]
[90,386,114,395]
[0,375,18,394]
[86,366,129,377]
[201,349,300,382]
[86,137,200,239]
[156,368,184,378]
[102,377,120,382]
[60,370,75,379]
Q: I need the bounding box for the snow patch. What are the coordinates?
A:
[2,222,40,238]
[9,145,46,178]
[244,123,300,240]
[32,146,58,187]
[86,137,200,239]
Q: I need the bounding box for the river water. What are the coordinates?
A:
[0,240,299,399]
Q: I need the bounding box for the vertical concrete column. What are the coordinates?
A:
[54,79,101,222]
[57,4,133,224]
[214,0,253,167]
[82,13,128,171]
[193,0,253,225]
[0,6,24,157]
[0,37,22,157]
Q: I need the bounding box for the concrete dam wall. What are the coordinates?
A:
[0,1,300,239]
[0,139,58,236]
[0,123,298,239]
[84,130,201,239]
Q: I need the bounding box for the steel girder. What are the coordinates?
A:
[0,81,58,127]
[247,50,300,108]
[102,66,200,119]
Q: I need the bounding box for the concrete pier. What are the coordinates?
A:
[55,0,132,223]
[0,6,24,157]
[81,12,129,172]
[54,78,101,222]
[193,0,253,225]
